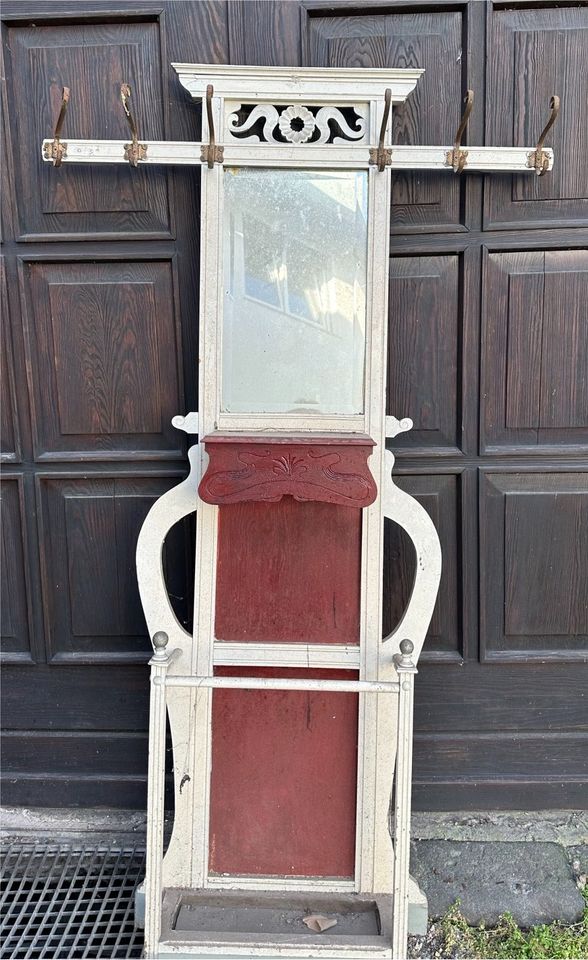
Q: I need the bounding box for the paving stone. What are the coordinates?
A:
[410,839,585,928]
[567,843,588,876]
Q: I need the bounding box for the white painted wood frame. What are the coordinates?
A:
[41,139,554,173]
[131,64,445,960]
[36,59,558,960]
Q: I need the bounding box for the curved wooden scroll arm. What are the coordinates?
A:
[382,449,442,662]
[136,444,199,650]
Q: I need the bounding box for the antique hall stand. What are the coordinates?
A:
[42,65,556,960]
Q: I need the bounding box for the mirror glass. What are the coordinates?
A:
[222,168,368,416]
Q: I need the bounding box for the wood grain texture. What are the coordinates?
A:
[0,478,32,662]
[541,252,588,429]
[1,0,586,813]
[0,663,149,730]
[480,472,588,660]
[387,255,459,452]
[305,10,465,233]
[228,0,301,66]
[0,259,19,461]
[36,474,191,662]
[414,661,588,733]
[6,20,170,239]
[209,667,358,878]
[215,499,361,645]
[485,5,588,229]
[482,249,588,452]
[21,259,184,459]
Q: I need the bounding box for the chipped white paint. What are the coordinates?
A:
[213,641,361,670]
[41,138,554,173]
[125,65,445,960]
[382,449,443,665]
[172,63,424,106]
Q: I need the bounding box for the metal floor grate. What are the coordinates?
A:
[0,840,145,959]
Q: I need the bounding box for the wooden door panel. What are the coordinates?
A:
[0,259,20,462]
[305,9,465,232]
[481,249,588,453]
[480,472,588,661]
[387,255,460,454]
[21,259,184,460]
[416,661,588,733]
[485,5,588,229]
[1,662,149,730]
[383,473,460,662]
[6,20,170,240]
[1,0,586,814]
[227,0,301,66]
[36,474,189,662]
[0,477,32,663]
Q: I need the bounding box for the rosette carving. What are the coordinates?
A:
[227,103,366,145]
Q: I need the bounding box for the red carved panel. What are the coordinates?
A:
[199,435,377,508]
[209,667,358,878]
[215,499,361,644]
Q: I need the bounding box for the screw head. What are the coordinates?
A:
[400,638,414,656]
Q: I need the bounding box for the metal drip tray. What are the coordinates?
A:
[161,889,392,953]
[174,896,380,937]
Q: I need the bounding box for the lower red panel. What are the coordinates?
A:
[209,667,358,878]
[215,499,361,644]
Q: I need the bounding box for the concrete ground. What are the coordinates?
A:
[410,810,587,927]
[1,807,586,957]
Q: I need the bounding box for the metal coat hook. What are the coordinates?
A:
[528,95,560,176]
[369,88,392,171]
[120,83,147,166]
[446,89,474,173]
[43,86,70,167]
[201,84,224,168]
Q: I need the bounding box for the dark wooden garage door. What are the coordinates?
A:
[1,0,587,811]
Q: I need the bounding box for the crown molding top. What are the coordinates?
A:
[172,62,424,104]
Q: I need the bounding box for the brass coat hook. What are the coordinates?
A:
[120,83,147,166]
[43,86,70,167]
[528,95,560,175]
[369,88,392,171]
[201,84,224,168]
[446,89,474,173]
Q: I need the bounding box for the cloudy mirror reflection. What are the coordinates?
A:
[222,168,368,416]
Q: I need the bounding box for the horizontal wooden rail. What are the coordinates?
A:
[161,675,401,693]
[41,139,554,173]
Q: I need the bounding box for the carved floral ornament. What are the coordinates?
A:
[226,102,367,145]
[199,435,377,507]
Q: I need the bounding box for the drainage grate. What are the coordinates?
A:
[0,840,145,959]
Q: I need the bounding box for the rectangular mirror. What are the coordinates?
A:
[222,168,368,416]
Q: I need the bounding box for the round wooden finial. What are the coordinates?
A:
[152,631,169,651]
[400,639,414,656]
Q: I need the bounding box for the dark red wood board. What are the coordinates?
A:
[199,435,376,508]
[209,667,358,878]
[215,499,362,644]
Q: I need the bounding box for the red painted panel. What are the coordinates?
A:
[199,434,377,507]
[209,667,358,878]
[215,499,361,644]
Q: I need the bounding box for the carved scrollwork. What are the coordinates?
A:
[199,435,377,508]
[227,103,367,145]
